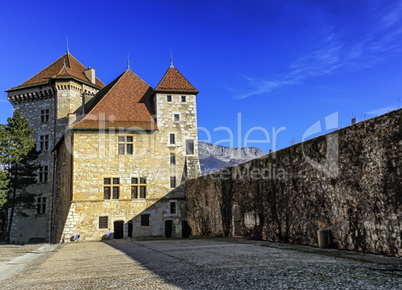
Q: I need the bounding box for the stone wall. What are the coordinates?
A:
[155,92,201,178]
[55,125,200,241]
[186,108,402,256]
[8,79,101,243]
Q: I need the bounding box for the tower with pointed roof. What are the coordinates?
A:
[154,64,201,180]
[6,53,104,243]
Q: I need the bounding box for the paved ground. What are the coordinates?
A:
[0,238,401,289]
[0,243,46,263]
[0,243,57,281]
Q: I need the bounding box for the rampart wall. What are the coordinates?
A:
[186,109,402,256]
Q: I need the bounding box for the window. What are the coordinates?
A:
[181,95,186,102]
[170,153,176,165]
[41,109,49,123]
[167,95,172,102]
[118,136,133,155]
[36,197,47,214]
[39,166,48,182]
[40,135,49,151]
[131,177,147,199]
[104,178,120,199]
[141,214,150,226]
[99,216,108,229]
[174,114,180,122]
[170,202,176,214]
[186,140,194,154]
[169,134,175,145]
[170,176,176,188]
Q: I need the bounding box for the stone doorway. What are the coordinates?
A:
[232,204,242,237]
[114,220,124,239]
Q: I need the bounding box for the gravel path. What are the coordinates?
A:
[0,238,401,289]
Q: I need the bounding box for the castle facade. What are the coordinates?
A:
[6,53,200,243]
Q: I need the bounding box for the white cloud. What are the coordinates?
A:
[236,1,402,100]
[380,1,402,28]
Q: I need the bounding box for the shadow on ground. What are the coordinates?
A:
[103,238,402,289]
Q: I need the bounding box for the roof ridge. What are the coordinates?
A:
[65,53,71,68]
[73,71,127,127]
[66,53,105,87]
[154,66,169,90]
[71,69,156,129]
[89,70,152,115]
[128,68,152,87]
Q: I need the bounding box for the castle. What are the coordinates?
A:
[6,52,200,243]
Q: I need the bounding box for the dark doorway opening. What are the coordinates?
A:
[114,220,124,239]
[182,221,191,238]
[233,205,242,237]
[128,220,133,238]
[165,220,173,238]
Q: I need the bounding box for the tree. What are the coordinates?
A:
[0,167,7,209]
[0,111,39,242]
[0,124,9,240]
[0,170,8,240]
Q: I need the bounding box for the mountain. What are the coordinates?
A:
[198,141,266,175]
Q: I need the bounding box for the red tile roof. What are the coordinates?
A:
[155,66,198,94]
[7,53,105,91]
[72,70,157,130]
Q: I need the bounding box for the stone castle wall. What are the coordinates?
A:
[8,79,101,243]
[55,92,201,241]
[56,98,201,241]
[185,109,402,256]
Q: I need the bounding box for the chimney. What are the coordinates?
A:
[351,118,357,125]
[81,92,94,114]
[68,113,77,126]
[84,67,96,84]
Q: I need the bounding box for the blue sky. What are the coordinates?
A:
[1,0,401,152]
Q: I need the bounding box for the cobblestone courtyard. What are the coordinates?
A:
[0,238,401,289]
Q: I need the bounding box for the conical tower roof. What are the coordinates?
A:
[155,66,198,94]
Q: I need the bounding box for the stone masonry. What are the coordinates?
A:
[186,108,402,257]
